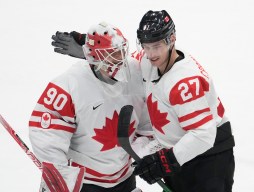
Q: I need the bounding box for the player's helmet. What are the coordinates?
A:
[83,22,129,82]
[137,10,175,44]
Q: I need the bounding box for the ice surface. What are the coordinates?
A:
[0,0,253,191]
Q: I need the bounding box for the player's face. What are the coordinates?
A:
[104,49,125,66]
[142,40,169,69]
[100,48,130,82]
[103,49,125,76]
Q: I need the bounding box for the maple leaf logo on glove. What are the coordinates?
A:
[92,111,136,151]
[147,94,170,134]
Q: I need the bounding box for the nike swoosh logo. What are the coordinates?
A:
[93,103,103,110]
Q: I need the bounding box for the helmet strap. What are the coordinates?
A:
[162,44,174,75]
[153,45,173,83]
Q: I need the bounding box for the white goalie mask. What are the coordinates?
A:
[83,22,130,83]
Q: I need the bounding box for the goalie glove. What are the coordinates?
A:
[51,31,86,59]
[39,162,85,192]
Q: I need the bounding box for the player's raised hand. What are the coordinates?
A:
[51,31,86,59]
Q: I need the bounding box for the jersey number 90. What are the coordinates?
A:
[44,87,68,111]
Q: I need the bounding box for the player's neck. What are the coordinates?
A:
[160,48,179,75]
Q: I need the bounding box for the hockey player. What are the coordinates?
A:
[132,10,235,192]
[29,22,153,192]
[50,10,235,192]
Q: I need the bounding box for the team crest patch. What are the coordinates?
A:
[41,113,51,129]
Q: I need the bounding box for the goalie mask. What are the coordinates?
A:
[83,22,130,83]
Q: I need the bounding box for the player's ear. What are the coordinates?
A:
[167,33,176,49]
[170,33,176,44]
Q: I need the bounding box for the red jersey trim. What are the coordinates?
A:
[178,108,211,122]
[71,159,131,183]
[85,166,129,184]
[29,121,76,133]
[182,114,213,131]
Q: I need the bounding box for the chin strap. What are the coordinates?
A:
[152,45,173,83]
[162,47,173,75]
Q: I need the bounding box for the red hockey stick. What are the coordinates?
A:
[0,114,42,170]
[0,114,85,192]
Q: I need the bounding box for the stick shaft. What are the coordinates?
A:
[0,114,43,170]
[117,106,172,192]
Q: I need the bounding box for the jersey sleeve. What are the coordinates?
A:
[131,50,145,63]
[166,75,217,165]
[136,103,154,136]
[29,81,76,165]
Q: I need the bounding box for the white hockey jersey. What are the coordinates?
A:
[140,50,228,166]
[29,57,152,188]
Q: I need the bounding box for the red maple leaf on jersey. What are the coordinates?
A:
[147,94,170,134]
[92,110,136,151]
[43,114,49,121]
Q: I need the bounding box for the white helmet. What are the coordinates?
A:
[83,22,130,82]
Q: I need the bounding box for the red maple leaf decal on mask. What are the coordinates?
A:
[92,111,135,151]
[147,93,170,134]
